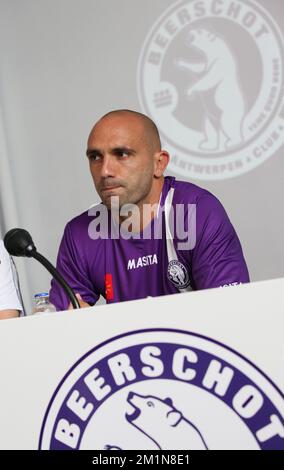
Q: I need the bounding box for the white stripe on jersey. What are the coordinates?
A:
[164,187,192,293]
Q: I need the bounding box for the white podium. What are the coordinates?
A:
[0,278,283,450]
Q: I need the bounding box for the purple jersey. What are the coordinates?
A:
[50,177,250,311]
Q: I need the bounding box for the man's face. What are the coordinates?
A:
[86,114,157,209]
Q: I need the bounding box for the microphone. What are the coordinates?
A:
[4,228,80,310]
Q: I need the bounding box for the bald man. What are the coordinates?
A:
[49,109,249,311]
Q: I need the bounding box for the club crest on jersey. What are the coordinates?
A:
[167,260,190,289]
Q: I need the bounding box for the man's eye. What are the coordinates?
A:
[116,150,129,158]
[89,154,101,161]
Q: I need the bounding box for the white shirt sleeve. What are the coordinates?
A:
[0,240,22,311]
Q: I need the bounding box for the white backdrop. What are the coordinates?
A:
[0,0,283,313]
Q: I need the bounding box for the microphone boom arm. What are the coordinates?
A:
[31,251,81,310]
[4,228,81,310]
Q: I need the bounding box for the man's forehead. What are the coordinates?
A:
[88,114,146,146]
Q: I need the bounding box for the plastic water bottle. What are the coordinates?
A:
[33,293,56,314]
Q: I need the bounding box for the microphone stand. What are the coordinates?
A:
[4,228,81,310]
[31,251,81,310]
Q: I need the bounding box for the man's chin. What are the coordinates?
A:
[101,195,124,210]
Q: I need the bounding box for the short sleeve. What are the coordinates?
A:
[49,224,100,311]
[0,241,22,311]
[192,194,250,290]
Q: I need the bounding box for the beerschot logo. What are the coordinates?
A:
[39,329,284,450]
[137,0,284,180]
[167,259,191,289]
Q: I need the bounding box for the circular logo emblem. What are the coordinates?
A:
[137,0,284,180]
[167,259,190,288]
[39,329,284,450]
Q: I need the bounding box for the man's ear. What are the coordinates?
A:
[154,150,170,177]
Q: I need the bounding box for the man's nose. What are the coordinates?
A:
[100,155,116,178]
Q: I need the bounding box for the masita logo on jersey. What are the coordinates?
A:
[127,254,158,270]
[39,329,284,450]
[137,0,284,180]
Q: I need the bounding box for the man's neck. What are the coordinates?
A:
[119,177,165,233]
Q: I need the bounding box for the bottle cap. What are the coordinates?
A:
[34,293,49,299]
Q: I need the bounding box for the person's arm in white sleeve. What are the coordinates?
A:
[0,240,22,320]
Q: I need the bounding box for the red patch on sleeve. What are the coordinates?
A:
[105,273,114,301]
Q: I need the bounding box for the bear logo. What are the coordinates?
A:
[175,28,246,151]
[167,260,190,289]
[138,0,284,180]
[40,330,284,450]
[104,392,208,450]
[126,392,208,450]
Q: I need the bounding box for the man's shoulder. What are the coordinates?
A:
[63,203,106,241]
[168,177,229,223]
[66,208,92,229]
[170,177,216,204]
